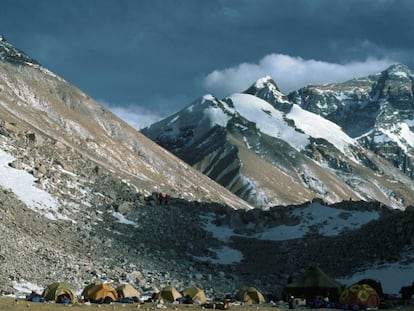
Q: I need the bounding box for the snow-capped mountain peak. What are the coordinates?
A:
[385,63,413,79]
[244,76,292,112]
[143,64,414,210]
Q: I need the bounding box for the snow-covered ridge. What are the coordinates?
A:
[228,93,357,155]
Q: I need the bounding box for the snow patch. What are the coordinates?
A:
[0,149,66,221]
[112,211,140,228]
[193,246,244,265]
[288,104,357,156]
[12,281,43,296]
[255,202,380,240]
[229,93,309,150]
[202,202,380,242]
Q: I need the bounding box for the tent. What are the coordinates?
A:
[284,266,342,301]
[82,282,119,303]
[42,282,78,303]
[116,283,140,299]
[157,286,182,303]
[339,283,380,308]
[181,287,207,304]
[235,287,265,304]
[357,278,384,298]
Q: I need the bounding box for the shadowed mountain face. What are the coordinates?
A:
[142,71,414,210]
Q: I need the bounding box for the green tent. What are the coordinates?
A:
[42,282,78,303]
[235,287,265,304]
[156,286,182,303]
[181,287,207,303]
[284,266,342,301]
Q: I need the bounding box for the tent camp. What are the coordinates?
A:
[235,287,265,304]
[82,283,119,303]
[284,266,342,301]
[339,283,380,308]
[116,283,140,300]
[181,287,207,304]
[157,286,182,303]
[42,282,78,303]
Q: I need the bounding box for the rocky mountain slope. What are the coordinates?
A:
[142,75,414,209]
[289,64,414,180]
[1,36,414,299]
[0,35,252,295]
[0,36,251,211]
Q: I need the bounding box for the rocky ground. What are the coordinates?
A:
[0,118,414,301]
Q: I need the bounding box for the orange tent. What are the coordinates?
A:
[339,283,380,308]
[82,283,119,303]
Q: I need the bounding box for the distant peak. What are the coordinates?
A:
[0,35,40,66]
[384,63,413,77]
[202,94,216,102]
[244,75,282,95]
[254,76,281,91]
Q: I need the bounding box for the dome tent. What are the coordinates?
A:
[284,266,342,301]
[235,287,265,304]
[157,285,182,303]
[357,278,384,298]
[339,283,380,308]
[82,282,118,303]
[181,287,207,304]
[42,282,78,303]
[116,283,140,301]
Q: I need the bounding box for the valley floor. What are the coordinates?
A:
[1,298,414,311]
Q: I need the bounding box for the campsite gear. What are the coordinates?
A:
[284,266,341,301]
[116,283,140,301]
[82,282,119,303]
[339,283,380,308]
[156,285,182,303]
[42,282,78,303]
[26,291,44,303]
[181,287,207,304]
[202,301,230,310]
[235,287,265,304]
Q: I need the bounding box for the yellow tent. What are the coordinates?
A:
[42,282,78,303]
[157,286,182,303]
[116,283,140,299]
[235,287,265,304]
[181,287,207,303]
[82,282,119,303]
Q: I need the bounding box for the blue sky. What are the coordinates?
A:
[1,0,413,128]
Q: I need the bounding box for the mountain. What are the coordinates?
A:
[289,64,414,180]
[2,36,414,299]
[0,37,252,211]
[142,75,414,209]
[0,36,256,295]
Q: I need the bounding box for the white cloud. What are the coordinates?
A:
[203,54,395,95]
[98,100,162,130]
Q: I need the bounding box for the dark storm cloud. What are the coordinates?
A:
[0,0,413,128]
